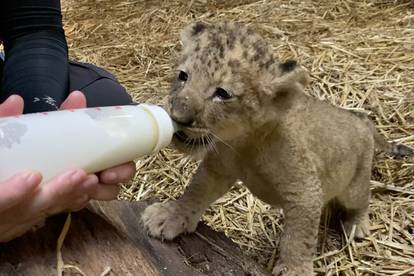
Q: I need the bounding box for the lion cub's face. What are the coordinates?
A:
[168,22,307,155]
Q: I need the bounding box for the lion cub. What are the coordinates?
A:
[142,22,412,275]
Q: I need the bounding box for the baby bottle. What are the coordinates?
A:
[0,104,177,184]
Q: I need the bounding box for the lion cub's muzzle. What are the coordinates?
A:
[173,125,211,146]
[168,96,213,148]
[169,96,196,127]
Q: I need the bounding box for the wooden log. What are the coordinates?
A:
[0,200,271,276]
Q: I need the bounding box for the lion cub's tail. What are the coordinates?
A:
[350,110,414,157]
[371,127,413,157]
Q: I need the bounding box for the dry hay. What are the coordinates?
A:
[62,0,414,275]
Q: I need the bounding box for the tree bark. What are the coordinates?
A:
[0,200,271,276]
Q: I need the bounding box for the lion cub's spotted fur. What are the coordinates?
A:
[142,22,413,275]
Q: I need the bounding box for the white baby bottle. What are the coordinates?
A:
[0,104,177,184]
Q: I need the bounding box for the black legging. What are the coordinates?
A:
[0,0,133,113]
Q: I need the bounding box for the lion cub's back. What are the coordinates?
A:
[295,99,375,197]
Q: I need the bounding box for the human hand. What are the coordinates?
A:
[0,92,136,242]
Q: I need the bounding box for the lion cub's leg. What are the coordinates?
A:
[142,158,234,240]
[336,160,371,239]
[273,176,323,276]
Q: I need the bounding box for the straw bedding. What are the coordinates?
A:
[62,0,413,275]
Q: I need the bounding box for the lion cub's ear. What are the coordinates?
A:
[277,60,310,89]
[180,21,209,48]
[263,60,310,97]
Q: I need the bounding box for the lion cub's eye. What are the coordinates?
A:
[178,71,188,81]
[214,88,232,101]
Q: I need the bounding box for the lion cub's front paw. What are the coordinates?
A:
[343,215,370,239]
[142,201,200,240]
[342,208,370,240]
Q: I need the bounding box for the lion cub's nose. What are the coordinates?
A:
[170,96,196,127]
[170,111,195,127]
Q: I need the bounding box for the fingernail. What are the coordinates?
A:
[67,170,85,182]
[83,175,98,187]
[105,172,117,182]
[19,171,41,185]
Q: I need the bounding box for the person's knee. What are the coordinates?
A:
[68,61,134,107]
[81,78,133,107]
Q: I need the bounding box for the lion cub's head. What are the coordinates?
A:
[168,21,309,156]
